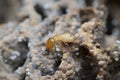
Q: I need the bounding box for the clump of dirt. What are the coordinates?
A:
[0,0,120,80]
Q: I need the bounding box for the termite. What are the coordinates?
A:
[46,33,75,51]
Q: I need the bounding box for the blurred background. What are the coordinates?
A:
[0,0,120,35]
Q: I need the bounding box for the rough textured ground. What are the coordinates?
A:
[0,0,120,80]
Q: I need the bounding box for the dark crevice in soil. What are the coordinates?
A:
[34,4,47,20]
[60,6,67,14]
[17,38,29,67]
[72,44,98,80]
[79,45,98,80]
[53,53,62,71]
[108,60,120,78]
[106,11,115,35]
[2,38,29,71]
[85,0,93,6]
[79,8,95,23]
[40,52,62,76]
[21,73,26,80]
[80,59,98,80]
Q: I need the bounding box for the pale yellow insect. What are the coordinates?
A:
[46,33,75,51]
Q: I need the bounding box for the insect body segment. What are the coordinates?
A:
[46,33,75,51]
[53,33,74,43]
[46,38,55,50]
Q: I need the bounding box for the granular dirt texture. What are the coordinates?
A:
[1,0,120,80]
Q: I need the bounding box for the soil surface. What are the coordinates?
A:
[0,0,120,80]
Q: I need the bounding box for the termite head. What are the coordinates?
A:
[46,38,56,51]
